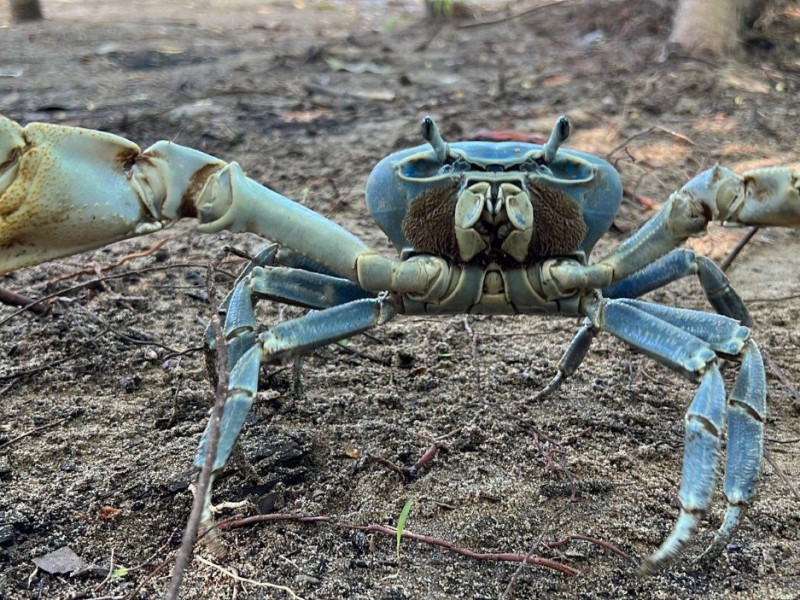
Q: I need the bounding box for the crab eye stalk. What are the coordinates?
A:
[420,116,450,164]
[543,115,570,164]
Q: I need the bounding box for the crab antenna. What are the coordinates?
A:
[543,115,570,164]
[420,116,450,163]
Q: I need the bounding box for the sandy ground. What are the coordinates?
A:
[1,1,799,598]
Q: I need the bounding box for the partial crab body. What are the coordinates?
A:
[365,139,623,262]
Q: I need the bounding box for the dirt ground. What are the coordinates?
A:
[1,1,799,598]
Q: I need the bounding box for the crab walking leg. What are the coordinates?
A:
[539,248,752,400]
[247,266,374,309]
[207,265,372,358]
[582,297,756,572]
[205,245,347,358]
[546,165,800,294]
[534,318,596,400]
[200,268,380,469]
[195,295,398,530]
[700,339,766,562]
[612,299,750,355]
[602,249,750,325]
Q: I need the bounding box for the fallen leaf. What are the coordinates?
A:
[33,546,88,575]
[156,45,185,55]
[686,225,748,261]
[543,74,573,87]
[724,73,770,94]
[99,506,122,520]
[324,57,391,75]
[281,108,333,123]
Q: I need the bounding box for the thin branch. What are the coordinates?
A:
[0,263,213,328]
[46,236,178,285]
[458,0,571,30]
[165,261,229,600]
[720,227,759,272]
[0,412,79,451]
[546,534,631,560]
[743,293,800,304]
[217,514,333,531]
[0,286,50,314]
[369,428,461,481]
[206,511,632,578]
[0,330,109,382]
[334,341,392,367]
[763,350,800,409]
[502,521,552,600]
[71,306,183,355]
[764,450,800,503]
[195,556,305,600]
[361,524,579,575]
[464,315,481,394]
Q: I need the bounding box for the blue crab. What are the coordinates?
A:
[1,113,798,573]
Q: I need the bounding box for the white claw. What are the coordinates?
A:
[0,115,227,275]
[0,117,152,274]
[734,167,800,226]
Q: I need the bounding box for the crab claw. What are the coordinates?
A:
[0,115,155,274]
[0,115,227,275]
[730,166,800,226]
[680,164,800,228]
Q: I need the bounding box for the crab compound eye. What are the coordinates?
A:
[420,116,450,164]
[556,116,570,141]
[421,117,435,142]
[543,116,571,165]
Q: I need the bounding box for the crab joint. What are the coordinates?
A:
[541,259,613,300]
[356,253,452,299]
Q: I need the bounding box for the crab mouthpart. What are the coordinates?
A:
[454,181,534,262]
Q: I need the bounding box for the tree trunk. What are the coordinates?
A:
[669,0,769,57]
[10,0,43,22]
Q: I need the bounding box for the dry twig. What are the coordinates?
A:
[720,227,760,272]
[458,0,571,30]
[0,286,49,314]
[764,450,800,503]
[165,260,229,600]
[362,524,579,575]
[764,350,800,410]
[195,556,305,599]
[0,412,79,451]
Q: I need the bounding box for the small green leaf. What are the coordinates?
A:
[396,498,414,558]
[337,338,350,347]
[111,566,129,579]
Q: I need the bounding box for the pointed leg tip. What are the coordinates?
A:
[532,371,563,401]
[637,559,659,577]
[695,505,744,565]
[695,541,724,566]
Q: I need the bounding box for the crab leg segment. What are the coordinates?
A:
[602,249,750,325]
[700,339,765,561]
[583,297,765,572]
[538,247,751,400]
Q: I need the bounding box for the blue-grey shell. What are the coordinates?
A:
[365,141,623,258]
